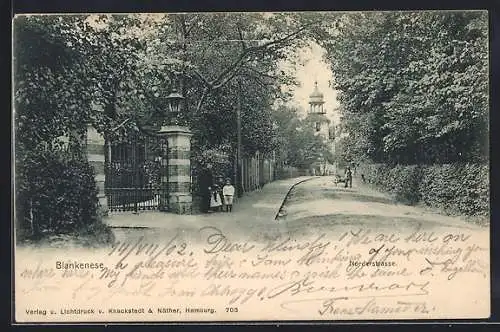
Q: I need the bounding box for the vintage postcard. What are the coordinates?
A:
[13,11,490,323]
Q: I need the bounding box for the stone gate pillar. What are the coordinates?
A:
[158,125,193,214]
[86,125,108,216]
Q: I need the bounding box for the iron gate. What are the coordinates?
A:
[105,132,167,212]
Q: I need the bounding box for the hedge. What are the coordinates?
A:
[16,149,106,239]
[359,163,489,217]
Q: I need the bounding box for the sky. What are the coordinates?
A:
[280,41,341,124]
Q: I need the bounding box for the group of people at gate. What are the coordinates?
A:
[208,178,235,213]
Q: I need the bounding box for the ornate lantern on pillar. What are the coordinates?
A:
[155,87,193,215]
[135,79,194,215]
[165,88,184,125]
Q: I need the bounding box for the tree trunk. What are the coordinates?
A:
[28,198,40,239]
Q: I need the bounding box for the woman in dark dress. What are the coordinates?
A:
[199,168,213,213]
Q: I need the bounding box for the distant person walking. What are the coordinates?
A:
[345,167,353,188]
[222,178,235,212]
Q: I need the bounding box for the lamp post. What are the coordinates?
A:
[156,87,193,214]
[164,88,185,126]
[136,84,193,214]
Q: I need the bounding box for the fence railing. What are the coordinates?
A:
[240,152,275,193]
[106,187,163,212]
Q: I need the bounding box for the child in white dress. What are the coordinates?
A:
[209,185,222,212]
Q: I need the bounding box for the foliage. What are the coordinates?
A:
[14,12,341,227]
[14,15,146,144]
[109,13,323,156]
[16,148,102,240]
[321,12,489,219]
[192,144,234,182]
[13,15,144,239]
[319,11,489,165]
[360,163,489,216]
[14,15,90,149]
[388,165,423,204]
[272,105,333,169]
[420,163,489,216]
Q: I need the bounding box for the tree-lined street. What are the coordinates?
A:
[105,174,486,246]
[14,11,488,245]
[13,11,491,323]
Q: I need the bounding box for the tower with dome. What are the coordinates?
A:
[305,81,336,175]
[307,81,331,139]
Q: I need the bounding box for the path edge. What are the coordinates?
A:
[274,176,319,221]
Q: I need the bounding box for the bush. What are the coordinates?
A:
[360,163,489,216]
[16,149,102,239]
[389,165,422,204]
[420,163,489,216]
[360,163,390,188]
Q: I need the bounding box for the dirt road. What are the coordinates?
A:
[276,176,487,239]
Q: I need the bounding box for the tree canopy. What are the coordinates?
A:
[15,11,486,168]
[318,11,489,165]
[272,105,334,169]
[14,13,334,160]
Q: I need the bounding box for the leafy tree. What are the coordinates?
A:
[130,13,321,148]
[13,14,147,238]
[318,11,488,165]
[14,12,337,225]
[14,15,91,236]
[272,105,333,169]
[113,13,332,187]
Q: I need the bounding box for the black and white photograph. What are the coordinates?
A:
[13,11,490,322]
